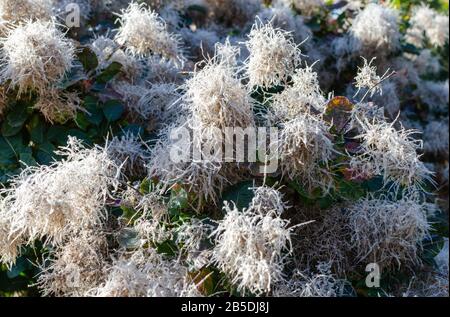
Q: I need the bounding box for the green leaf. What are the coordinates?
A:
[75,112,90,131]
[429,212,449,238]
[83,96,103,126]
[1,120,23,137]
[102,100,125,122]
[86,127,101,140]
[156,240,177,257]
[6,100,29,128]
[48,126,90,146]
[0,136,17,160]
[306,20,321,33]
[28,114,45,144]
[2,133,26,154]
[96,62,122,84]
[66,129,90,144]
[139,178,157,195]
[90,82,106,92]
[401,43,421,55]
[77,46,99,73]
[36,141,56,159]
[362,176,384,193]
[19,148,37,167]
[0,156,16,169]
[220,181,255,210]
[47,125,69,145]
[336,178,366,201]
[6,257,28,279]
[117,228,140,249]
[0,271,30,293]
[84,95,98,108]
[318,195,333,209]
[168,187,189,216]
[120,204,139,222]
[35,150,53,165]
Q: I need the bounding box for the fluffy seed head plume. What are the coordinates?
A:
[294,206,352,276]
[124,192,171,245]
[0,20,75,95]
[0,137,121,245]
[176,218,212,255]
[136,83,181,125]
[267,64,326,123]
[114,2,184,62]
[276,113,335,193]
[257,5,312,44]
[133,191,169,223]
[0,215,24,268]
[115,81,182,130]
[405,4,435,47]
[184,58,254,130]
[427,15,449,48]
[375,82,400,118]
[349,3,400,55]
[349,102,386,132]
[133,218,172,246]
[390,57,421,89]
[417,80,449,112]
[150,53,255,204]
[354,57,390,98]
[272,263,347,297]
[90,248,201,297]
[402,237,448,297]
[244,20,302,89]
[291,63,324,99]
[347,195,435,269]
[423,120,449,156]
[113,82,151,122]
[159,53,255,204]
[204,0,261,26]
[0,0,53,28]
[180,27,220,62]
[214,39,240,67]
[350,119,432,189]
[435,238,449,276]
[36,231,109,297]
[403,270,449,297]
[89,35,141,79]
[34,88,82,124]
[147,122,227,204]
[249,185,288,215]
[210,197,293,295]
[145,56,182,84]
[409,49,441,76]
[176,218,213,270]
[289,0,324,16]
[269,62,327,122]
[347,81,400,119]
[406,4,449,48]
[107,132,150,178]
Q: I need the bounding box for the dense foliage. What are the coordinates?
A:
[0,0,448,297]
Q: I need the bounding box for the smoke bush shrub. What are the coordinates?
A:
[0,0,448,298]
